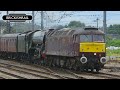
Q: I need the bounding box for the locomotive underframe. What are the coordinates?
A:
[43,55,105,72]
[0,51,104,72]
[0,51,29,60]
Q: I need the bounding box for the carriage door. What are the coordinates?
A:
[73,35,79,56]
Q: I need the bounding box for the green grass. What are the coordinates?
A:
[106,39,120,47]
[106,49,120,56]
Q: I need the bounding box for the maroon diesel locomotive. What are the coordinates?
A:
[0,27,106,72]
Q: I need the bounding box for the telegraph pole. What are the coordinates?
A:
[96,18,99,28]
[103,11,106,34]
[103,11,107,42]
[94,18,99,28]
[0,12,1,34]
[32,11,34,31]
[7,11,10,33]
[41,11,44,30]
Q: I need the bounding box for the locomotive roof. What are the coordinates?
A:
[46,28,105,37]
[73,28,105,35]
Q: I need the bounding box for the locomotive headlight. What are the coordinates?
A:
[94,53,96,55]
[100,57,107,64]
[80,57,87,64]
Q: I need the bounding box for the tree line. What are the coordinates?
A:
[0,20,120,35]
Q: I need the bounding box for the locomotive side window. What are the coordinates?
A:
[80,35,92,42]
[73,35,78,42]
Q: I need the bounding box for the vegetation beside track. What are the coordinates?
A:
[106,49,120,56]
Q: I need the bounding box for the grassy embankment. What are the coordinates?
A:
[106,49,120,56]
[106,39,120,60]
[106,39,120,56]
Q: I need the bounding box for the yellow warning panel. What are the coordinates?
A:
[80,42,106,52]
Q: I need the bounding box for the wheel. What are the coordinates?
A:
[90,68,94,72]
[96,69,99,72]
[83,69,87,72]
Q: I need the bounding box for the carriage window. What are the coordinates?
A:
[80,35,92,42]
[93,35,104,42]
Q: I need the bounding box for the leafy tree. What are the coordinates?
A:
[0,20,7,34]
[3,26,15,34]
[107,24,120,34]
[64,25,68,28]
[50,25,64,30]
[106,39,120,47]
[55,25,64,30]
[11,22,41,33]
[0,20,7,26]
[68,21,85,28]
[0,20,15,34]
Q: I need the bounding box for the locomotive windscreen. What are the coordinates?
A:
[80,34,105,42]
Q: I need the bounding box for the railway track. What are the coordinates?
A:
[59,69,87,79]
[107,60,120,63]
[19,59,113,79]
[34,64,120,79]
[0,59,87,79]
[104,66,120,70]
[31,61,120,79]
[0,60,89,79]
[1,59,120,79]
[0,77,5,79]
[72,70,120,79]
[47,67,87,79]
[31,64,84,79]
[0,69,26,79]
[97,72,120,79]
[0,61,77,79]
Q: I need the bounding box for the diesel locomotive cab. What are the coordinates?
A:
[79,28,106,71]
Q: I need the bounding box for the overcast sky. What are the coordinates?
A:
[0,11,120,28]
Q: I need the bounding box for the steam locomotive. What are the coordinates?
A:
[0,27,107,72]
